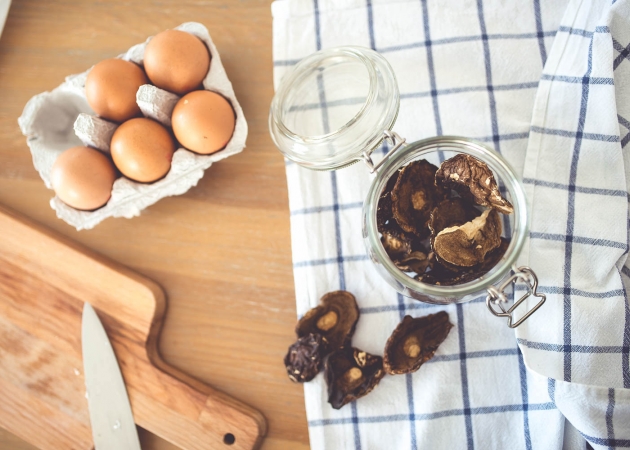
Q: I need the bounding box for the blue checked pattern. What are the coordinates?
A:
[272,0,630,448]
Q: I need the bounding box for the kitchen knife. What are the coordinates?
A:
[82,302,142,450]
[0,1,10,40]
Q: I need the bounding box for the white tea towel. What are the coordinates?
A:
[272,0,629,448]
[518,0,630,448]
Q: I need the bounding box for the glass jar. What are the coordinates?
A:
[269,46,545,328]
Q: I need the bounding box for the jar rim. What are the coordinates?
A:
[363,136,529,301]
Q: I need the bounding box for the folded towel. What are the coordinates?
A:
[272,0,630,448]
[519,0,630,447]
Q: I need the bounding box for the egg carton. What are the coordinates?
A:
[18,22,247,230]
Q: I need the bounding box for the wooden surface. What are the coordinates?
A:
[0,204,266,450]
[0,1,309,449]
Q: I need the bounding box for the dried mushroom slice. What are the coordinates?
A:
[433,208,502,267]
[383,312,453,375]
[435,154,514,214]
[381,225,426,260]
[428,197,481,239]
[391,160,446,239]
[395,251,430,274]
[377,169,401,231]
[418,261,477,286]
[325,346,385,409]
[478,237,510,271]
[418,269,477,286]
[380,226,429,275]
[296,291,359,351]
[284,333,325,383]
[380,226,417,259]
[419,237,510,286]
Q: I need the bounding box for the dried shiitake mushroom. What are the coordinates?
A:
[419,237,510,286]
[428,197,481,239]
[418,262,478,286]
[391,160,447,239]
[480,237,510,269]
[296,291,360,351]
[284,333,325,383]
[325,346,385,409]
[375,154,513,286]
[435,154,513,214]
[433,208,502,267]
[377,169,401,231]
[380,225,430,274]
[427,198,481,274]
[380,226,417,259]
[395,251,430,273]
[383,312,453,375]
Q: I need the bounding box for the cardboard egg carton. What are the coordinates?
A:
[18,22,247,230]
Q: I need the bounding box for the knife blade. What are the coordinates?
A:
[0,1,10,40]
[82,303,142,450]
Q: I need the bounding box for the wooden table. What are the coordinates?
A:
[0,1,309,449]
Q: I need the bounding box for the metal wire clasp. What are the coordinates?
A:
[362,130,406,173]
[486,266,546,328]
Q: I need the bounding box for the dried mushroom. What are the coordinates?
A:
[428,197,481,239]
[480,237,510,270]
[296,291,359,351]
[391,160,447,239]
[420,237,510,285]
[435,154,513,214]
[375,154,513,286]
[383,312,453,374]
[377,169,401,231]
[284,333,326,382]
[395,251,430,273]
[380,227,417,259]
[325,346,385,409]
[433,208,502,267]
[418,256,478,286]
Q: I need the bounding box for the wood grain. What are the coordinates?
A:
[0,0,309,449]
[0,202,267,449]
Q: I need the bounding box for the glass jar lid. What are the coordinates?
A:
[269,46,400,170]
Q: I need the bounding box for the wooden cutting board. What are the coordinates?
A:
[0,204,266,450]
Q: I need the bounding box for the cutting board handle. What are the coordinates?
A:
[99,282,267,450]
[129,357,266,450]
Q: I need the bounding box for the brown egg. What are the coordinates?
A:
[171,91,235,155]
[110,118,175,183]
[143,29,210,95]
[85,59,148,123]
[50,146,116,211]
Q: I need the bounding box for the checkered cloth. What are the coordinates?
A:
[272,0,630,449]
